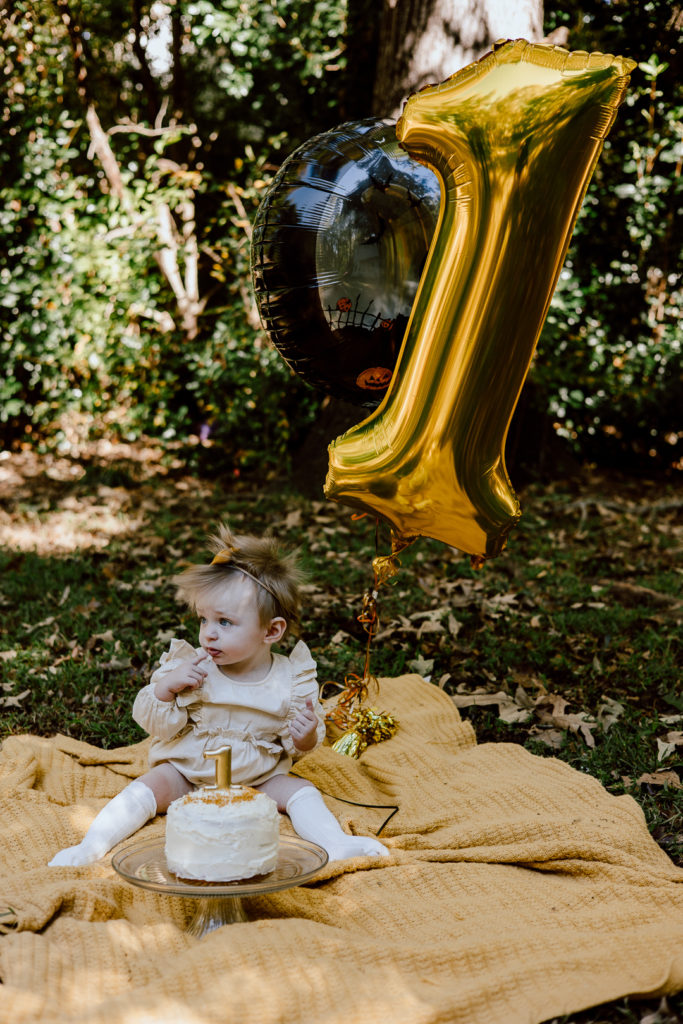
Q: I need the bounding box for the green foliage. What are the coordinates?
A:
[0,0,334,467]
[537,0,682,472]
[1,116,171,444]
[185,0,346,139]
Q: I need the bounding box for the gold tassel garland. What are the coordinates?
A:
[331,708,399,758]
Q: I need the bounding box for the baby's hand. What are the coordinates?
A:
[154,654,209,702]
[290,698,320,752]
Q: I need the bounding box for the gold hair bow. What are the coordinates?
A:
[211,547,234,565]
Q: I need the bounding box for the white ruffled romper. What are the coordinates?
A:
[132,638,326,787]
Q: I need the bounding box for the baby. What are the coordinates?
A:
[49,524,388,867]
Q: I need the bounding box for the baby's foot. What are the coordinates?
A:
[321,834,389,863]
[285,787,390,863]
[48,779,158,868]
[48,842,104,867]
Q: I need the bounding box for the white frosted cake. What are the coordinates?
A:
[165,786,280,882]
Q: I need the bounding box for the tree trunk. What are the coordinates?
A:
[371,0,544,117]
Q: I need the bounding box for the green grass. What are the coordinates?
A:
[0,449,681,1024]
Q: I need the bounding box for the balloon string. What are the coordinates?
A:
[359,516,384,689]
[324,518,383,729]
[289,772,400,837]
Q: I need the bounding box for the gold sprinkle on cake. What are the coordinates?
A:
[179,786,260,807]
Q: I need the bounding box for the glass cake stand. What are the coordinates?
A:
[112,834,328,937]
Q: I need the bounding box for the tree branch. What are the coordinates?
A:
[225,183,253,241]
[85,105,129,206]
[106,120,187,139]
[155,201,203,339]
[225,184,262,330]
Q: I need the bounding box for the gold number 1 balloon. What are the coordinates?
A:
[324,40,636,562]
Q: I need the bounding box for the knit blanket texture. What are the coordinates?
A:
[1,674,682,1024]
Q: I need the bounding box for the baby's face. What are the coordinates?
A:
[197,577,271,677]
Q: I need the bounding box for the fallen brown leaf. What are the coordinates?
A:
[481,593,518,618]
[636,770,682,790]
[282,510,302,529]
[528,726,565,749]
[447,614,463,637]
[596,696,626,732]
[73,598,100,616]
[451,689,531,724]
[452,686,599,746]
[155,629,178,646]
[534,698,597,747]
[97,656,133,671]
[408,655,434,677]
[0,688,30,708]
[657,731,683,762]
[85,629,115,652]
[600,579,681,608]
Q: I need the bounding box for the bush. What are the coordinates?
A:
[0,3,331,469]
[535,2,682,473]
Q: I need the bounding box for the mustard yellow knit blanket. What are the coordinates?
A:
[1,674,682,1024]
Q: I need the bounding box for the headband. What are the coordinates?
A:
[211,548,280,603]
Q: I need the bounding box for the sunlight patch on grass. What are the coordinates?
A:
[0,504,142,554]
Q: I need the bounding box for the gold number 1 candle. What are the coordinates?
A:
[325,40,636,561]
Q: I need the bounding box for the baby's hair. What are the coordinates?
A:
[173,523,303,637]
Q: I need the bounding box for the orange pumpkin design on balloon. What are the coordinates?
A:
[356,366,393,390]
[336,297,353,313]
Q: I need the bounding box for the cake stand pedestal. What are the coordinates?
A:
[112,834,328,937]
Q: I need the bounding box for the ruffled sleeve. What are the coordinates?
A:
[132,639,200,741]
[280,640,326,759]
[150,638,200,680]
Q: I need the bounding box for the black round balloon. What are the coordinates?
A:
[251,119,440,408]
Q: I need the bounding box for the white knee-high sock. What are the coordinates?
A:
[286,786,388,863]
[48,780,157,867]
